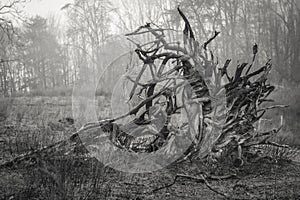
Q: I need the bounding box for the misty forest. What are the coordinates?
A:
[1,0,300,199]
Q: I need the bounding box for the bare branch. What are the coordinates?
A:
[203,31,220,50]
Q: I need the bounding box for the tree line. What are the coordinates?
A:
[0,0,299,97]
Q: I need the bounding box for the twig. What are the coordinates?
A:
[151,175,179,192]
[251,127,282,139]
[0,0,19,12]
[265,141,289,148]
[152,174,229,198]
[206,173,236,180]
[125,28,175,36]
[141,23,187,54]
[126,37,141,48]
[125,75,148,87]
[203,31,220,50]
[128,63,147,100]
[219,59,232,81]
[178,6,195,40]
[256,105,288,112]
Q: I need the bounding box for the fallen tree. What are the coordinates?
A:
[96,7,290,166]
[1,8,295,171]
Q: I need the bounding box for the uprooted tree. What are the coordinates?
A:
[1,8,294,170]
[96,7,290,165]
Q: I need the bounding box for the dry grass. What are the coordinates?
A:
[0,96,300,199]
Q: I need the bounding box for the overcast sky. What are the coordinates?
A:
[23,0,72,18]
[19,0,124,29]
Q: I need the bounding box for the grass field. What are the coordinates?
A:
[0,96,300,200]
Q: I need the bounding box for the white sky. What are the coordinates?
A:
[23,0,72,18]
[22,0,123,17]
[18,0,123,29]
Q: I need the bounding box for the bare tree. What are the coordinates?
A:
[62,0,115,87]
[0,0,27,96]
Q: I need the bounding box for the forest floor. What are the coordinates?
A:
[0,97,300,200]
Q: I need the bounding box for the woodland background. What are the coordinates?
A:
[0,0,299,144]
